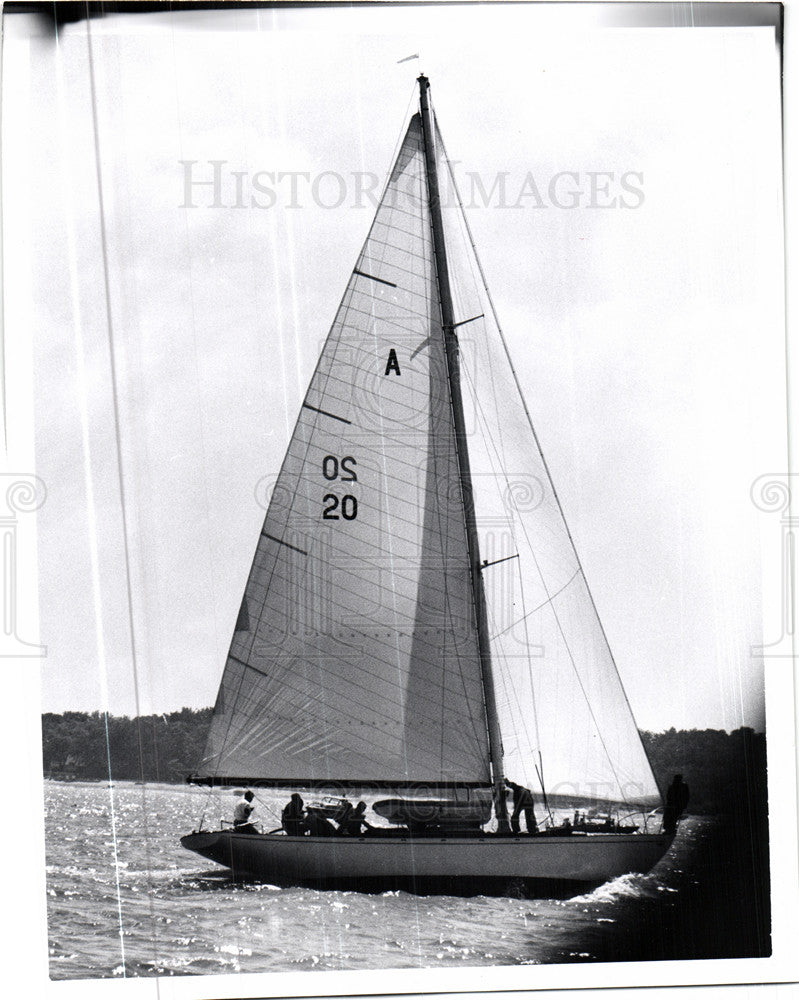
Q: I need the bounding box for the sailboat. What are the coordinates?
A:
[181,75,673,896]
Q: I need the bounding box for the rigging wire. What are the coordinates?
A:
[458,355,544,762]
[437,129,654,810]
[434,133,547,778]
[461,352,632,807]
[437,175,546,783]
[421,127,495,776]
[422,107,504,801]
[488,568,581,641]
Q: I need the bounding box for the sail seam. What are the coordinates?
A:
[215,666,479,772]
[489,569,581,641]
[208,280,363,767]
[234,557,483,653]
[242,642,485,731]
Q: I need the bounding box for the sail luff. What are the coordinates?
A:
[417,75,510,831]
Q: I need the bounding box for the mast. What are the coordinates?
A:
[417,75,510,833]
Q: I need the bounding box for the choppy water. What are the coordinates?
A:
[44,780,768,979]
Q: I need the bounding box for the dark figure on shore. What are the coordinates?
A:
[337,801,374,836]
[663,774,690,834]
[505,778,538,834]
[281,793,307,836]
[233,789,259,834]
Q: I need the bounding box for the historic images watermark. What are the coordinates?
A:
[0,473,47,657]
[179,161,645,212]
[751,474,796,659]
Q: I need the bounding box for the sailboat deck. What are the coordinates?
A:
[181,828,673,896]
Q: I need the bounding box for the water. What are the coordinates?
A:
[44,780,769,979]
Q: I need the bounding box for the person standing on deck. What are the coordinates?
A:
[663,774,690,834]
[505,779,538,834]
[233,789,259,834]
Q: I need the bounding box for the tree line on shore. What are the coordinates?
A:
[42,708,213,786]
[41,709,766,815]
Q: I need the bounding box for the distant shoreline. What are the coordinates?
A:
[41,710,766,817]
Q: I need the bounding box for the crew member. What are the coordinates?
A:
[233,789,259,834]
[663,774,689,834]
[505,778,538,834]
[337,801,374,836]
[281,793,307,836]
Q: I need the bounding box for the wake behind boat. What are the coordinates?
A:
[181,75,676,895]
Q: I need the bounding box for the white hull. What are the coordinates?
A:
[181,830,673,897]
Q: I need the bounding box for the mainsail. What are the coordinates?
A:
[200,114,492,787]
[196,88,662,812]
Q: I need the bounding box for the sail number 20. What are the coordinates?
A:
[321,455,358,520]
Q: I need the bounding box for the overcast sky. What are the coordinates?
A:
[5,5,784,732]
